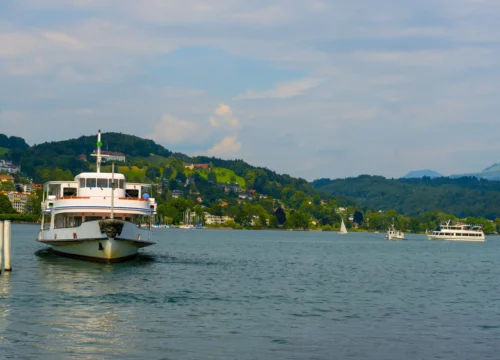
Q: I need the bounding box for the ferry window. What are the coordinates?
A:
[97,178,108,188]
[80,178,85,187]
[73,217,82,227]
[87,178,97,188]
[63,187,77,197]
[125,189,139,198]
[141,186,151,196]
[119,180,125,189]
[48,184,61,198]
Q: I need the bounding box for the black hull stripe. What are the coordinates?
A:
[38,238,156,246]
[51,248,138,263]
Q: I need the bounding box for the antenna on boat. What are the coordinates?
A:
[91,130,104,173]
[97,130,102,173]
[91,130,109,173]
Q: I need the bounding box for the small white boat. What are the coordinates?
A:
[427,220,485,241]
[386,224,404,240]
[37,130,157,262]
[338,219,348,235]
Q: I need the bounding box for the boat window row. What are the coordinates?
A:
[79,178,125,189]
[438,232,482,237]
[54,214,134,229]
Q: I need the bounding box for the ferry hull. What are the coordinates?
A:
[387,235,405,240]
[427,235,485,242]
[37,221,155,262]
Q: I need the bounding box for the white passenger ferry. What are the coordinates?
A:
[37,131,157,262]
[426,220,485,242]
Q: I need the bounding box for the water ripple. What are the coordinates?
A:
[2,226,500,360]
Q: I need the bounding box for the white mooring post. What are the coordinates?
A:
[3,220,11,272]
[0,221,4,274]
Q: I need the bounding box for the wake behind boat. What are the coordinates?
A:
[37,130,157,262]
[426,220,485,242]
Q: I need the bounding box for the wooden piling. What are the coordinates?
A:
[3,220,11,271]
[0,221,3,273]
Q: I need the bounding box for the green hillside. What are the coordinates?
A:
[4,131,500,230]
[313,175,500,220]
[213,168,245,187]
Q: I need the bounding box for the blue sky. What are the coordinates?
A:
[1,0,500,180]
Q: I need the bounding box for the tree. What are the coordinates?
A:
[353,210,364,225]
[0,181,15,191]
[269,215,279,228]
[163,166,174,179]
[408,217,421,233]
[0,194,15,214]
[25,190,42,216]
[285,211,310,229]
[208,171,218,184]
[275,207,286,225]
[146,166,160,181]
[168,180,179,191]
[176,170,187,183]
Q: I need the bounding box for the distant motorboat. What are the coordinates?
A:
[386,224,405,240]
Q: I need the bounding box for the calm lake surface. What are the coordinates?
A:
[1,225,500,359]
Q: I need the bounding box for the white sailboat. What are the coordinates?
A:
[338,219,348,235]
[37,130,157,263]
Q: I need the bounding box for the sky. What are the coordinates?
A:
[1,0,499,180]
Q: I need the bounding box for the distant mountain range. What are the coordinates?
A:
[402,169,443,179]
[450,163,500,181]
[404,163,500,181]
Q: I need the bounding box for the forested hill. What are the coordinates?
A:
[0,132,316,196]
[312,175,500,219]
[2,132,187,179]
[0,134,29,151]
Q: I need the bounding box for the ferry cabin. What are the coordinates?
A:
[431,229,483,238]
[42,172,155,230]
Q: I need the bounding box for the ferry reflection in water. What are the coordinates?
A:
[32,250,143,358]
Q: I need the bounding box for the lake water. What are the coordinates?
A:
[1,225,500,359]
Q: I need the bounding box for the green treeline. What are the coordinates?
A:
[313,175,500,219]
[2,132,500,231]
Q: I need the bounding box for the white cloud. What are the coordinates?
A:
[209,104,239,128]
[233,77,323,100]
[0,32,39,57]
[206,136,241,157]
[148,114,199,145]
[43,31,84,49]
[3,0,500,179]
